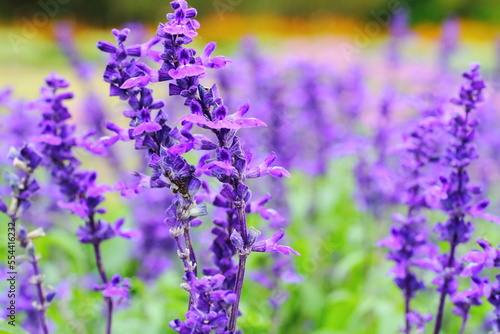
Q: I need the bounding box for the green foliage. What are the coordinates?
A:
[2,0,500,25]
[0,323,30,334]
[2,156,499,332]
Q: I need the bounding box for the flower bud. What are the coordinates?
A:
[27,228,45,239]
[13,157,30,172]
[230,230,244,250]
[247,227,261,247]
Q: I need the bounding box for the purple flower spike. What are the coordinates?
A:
[430,65,493,334]
[33,73,129,333]
[97,1,296,331]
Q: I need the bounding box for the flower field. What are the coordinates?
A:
[1,1,500,334]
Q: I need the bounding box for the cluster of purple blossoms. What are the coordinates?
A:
[433,65,500,333]
[379,115,444,333]
[1,144,54,333]
[380,64,500,333]
[0,265,53,334]
[97,1,298,332]
[430,64,488,333]
[30,73,134,333]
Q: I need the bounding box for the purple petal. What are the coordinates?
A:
[462,250,485,263]
[132,122,162,136]
[268,166,291,178]
[32,134,62,145]
[120,75,151,89]
[274,244,300,256]
[234,117,267,128]
[57,200,88,219]
[206,56,233,69]
[168,64,205,79]
[202,41,216,58]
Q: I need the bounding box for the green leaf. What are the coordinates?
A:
[0,322,30,334]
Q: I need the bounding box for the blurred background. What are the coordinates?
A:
[3,0,500,25]
[2,0,500,334]
[2,0,500,93]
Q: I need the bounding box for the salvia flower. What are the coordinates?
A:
[97,1,297,333]
[431,64,490,334]
[379,115,443,334]
[1,143,52,334]
[33,73,133,334]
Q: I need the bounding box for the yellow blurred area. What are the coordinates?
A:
[1,14,499,97]
[5,14,500,42]
[414,19,500,41]
[200,15,499,41]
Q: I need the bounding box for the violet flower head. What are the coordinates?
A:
[170,274,237,334]
[434,64,485,244]
[2,141,53,334]
[450,63,485,112]
[4,145,42,216]
[98,1,296,332]
[95,274,131,303]
[378,115,443,333]
[32,73,133,333]
[430,64,490,334]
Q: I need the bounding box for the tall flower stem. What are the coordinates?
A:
[228,204,249,331]
[458,305,470,334]
[228,255,247,331]
[434,122,468,334]
[89,214,113,334]
[404,268,411,334]
[172,232,196,308]
[433,236,458,334]
[183,228,198,276]
[9,170,50,334]
[31,255,50,334]
[13,214,50,334]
